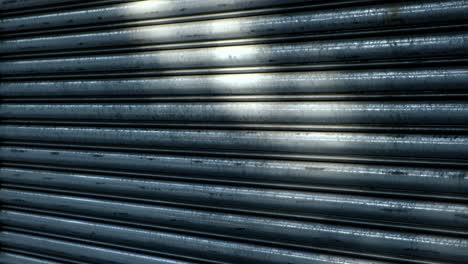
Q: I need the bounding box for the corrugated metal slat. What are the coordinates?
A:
[1,1,467,263]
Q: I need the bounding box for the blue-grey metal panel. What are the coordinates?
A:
[1,1,467,264]
[2,0,467,54]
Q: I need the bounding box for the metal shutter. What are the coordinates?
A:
[1,0,468,263]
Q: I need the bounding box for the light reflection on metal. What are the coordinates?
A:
[1,0,467,263]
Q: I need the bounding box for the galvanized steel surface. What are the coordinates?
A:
[2,125,468,160]
[2,32,468,75]
[2,145,468,194]
[1,1,467,264]
[0,252,69,264]
[2,188,467,260]
[0,0,87,11]
[2,0,467,54]
[0,68,467,97]
[0,0,313,33]
[3,102,468,125]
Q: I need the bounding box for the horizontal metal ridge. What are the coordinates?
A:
[2,32,468,76]
[0,209,438,264]
[4,186,467,238]
[2,208,467,263]
[0,251,70,264]
[1,166,467,231]
[3,190,468,260]
[2,145,468,195]
[1,125,468,161]
[4,162,468,202]
[0,1,133,17]
[3,121,468,134]
[5,94,468,103]
[0,231,200,264]
[0,0,385,35]
[3,228,398,264]
[3,58,468,80]
[1,2,384,40]
[2,101,468,125]
[4,24,468,60]
[1,68,467,97]
[2,226,236,264]
[1,1,467,263]
[0,32,468,75]
[2,248,91,264]
[2,0,467,55]
[0,0,313,33]
[5,141,468,168]
[0,0,95,12]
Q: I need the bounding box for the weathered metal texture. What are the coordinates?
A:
[2,146,468,194]
[0,252,65,264]
[3,102,468,125]
[1,208,467,264]
[2,32,468,75]
[0,0,84,11]
[2,188,468,262]
[0,223,398,264]
[1,0,467,264]
[2,125,468,159]
[0,0,312,33]
[1,168,468,231]
[2,68,468,97]
[2,0,467,54]
[0,232,199,264]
